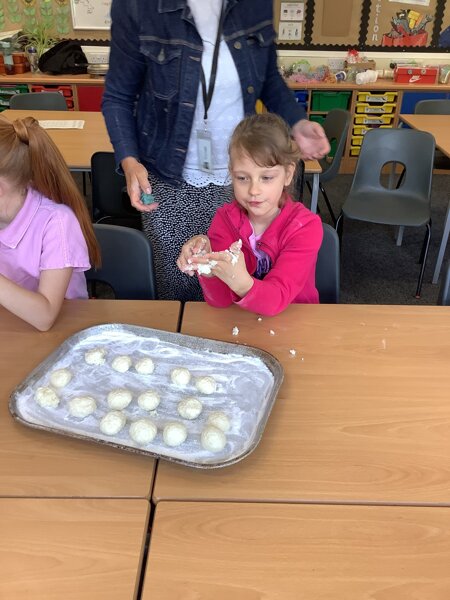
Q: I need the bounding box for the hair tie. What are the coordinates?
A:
[12,119,30,145]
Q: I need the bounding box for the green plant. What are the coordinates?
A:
[19,21,59,58]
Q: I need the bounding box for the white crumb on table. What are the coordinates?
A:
[257,317,263,322]
[289,349,297,356]
[232,326,239,336]
[269,330,275,336]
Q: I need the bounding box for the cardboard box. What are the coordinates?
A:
[394,66,438,84]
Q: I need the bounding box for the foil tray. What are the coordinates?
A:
[9,324,283,469]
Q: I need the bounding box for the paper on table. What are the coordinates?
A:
[38,120,85,129]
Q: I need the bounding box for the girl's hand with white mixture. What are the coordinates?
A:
[176,236,211,276]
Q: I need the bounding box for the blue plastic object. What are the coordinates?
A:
[141,192,155,205]
[141,192,155,204]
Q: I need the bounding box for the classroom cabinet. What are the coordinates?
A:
[0,74,105,112]
[291,81,450,173]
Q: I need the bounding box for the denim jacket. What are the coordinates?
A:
[102,0,306,186]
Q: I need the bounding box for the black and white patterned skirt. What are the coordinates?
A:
[141,176,233,302]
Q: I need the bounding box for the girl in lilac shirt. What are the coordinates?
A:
[0,116,100,330]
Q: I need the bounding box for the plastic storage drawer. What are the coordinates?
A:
[355,102,396,114]
[353,114,394,125]
[0,84,29,111]
[311,91,351,111]
[356,91,397,103]
[350,146,361,157]
[353,124,391,136]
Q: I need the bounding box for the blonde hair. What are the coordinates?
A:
[229,112,300,168]
[0,115,100,268]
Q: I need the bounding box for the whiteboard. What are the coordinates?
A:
[70,0,112,30]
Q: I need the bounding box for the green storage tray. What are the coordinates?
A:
[0,84,29,95]
[311,91,351,111]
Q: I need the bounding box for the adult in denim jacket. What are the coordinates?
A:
[102,0,329,301]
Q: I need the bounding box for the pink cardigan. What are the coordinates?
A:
[199,197,323,316]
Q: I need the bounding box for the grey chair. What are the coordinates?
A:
[86,224,157,299]
[336,128,435,298]
[437,260,450,306]
[304,109,351,225]
[316,223,340,303]
[415,99,450,170]
[91,152,141,228]
[9,91,68,110]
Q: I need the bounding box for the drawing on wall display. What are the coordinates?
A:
[70,0,111,29]
[278,21,302,41]
[280,2,304,20]
[389,0,430,5]
[439,1,450,47]
[367,0,437,47]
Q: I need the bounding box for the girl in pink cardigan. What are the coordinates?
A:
[177,113,323,316]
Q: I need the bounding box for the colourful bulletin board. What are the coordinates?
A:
[275,0,450,52]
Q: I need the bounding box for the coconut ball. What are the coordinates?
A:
[163,422,188,447]
[68,395,97,419]
[49,368,72,389]
[207,411,231,433]
[84,347,106,366]
[35,386,60,408]
[99,411,127,436]
[195,376,217,395]
[129,418,157,445]
[201,425,226,452]
[177,397,203,420]
[170,367,191,386]
[107,388,133,410]
[111,355,132,373]
[135,357,155,375]
[137,390,160,412]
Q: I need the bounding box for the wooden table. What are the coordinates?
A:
[0,498,149,600]
[399,113,450,284]
[142,501,450,599]
[154,303,450,505]
[0,299,180,498]
[1,109,112,170]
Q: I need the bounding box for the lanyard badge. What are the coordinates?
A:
[196,0,226,173]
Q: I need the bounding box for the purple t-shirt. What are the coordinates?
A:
[0,188,90,299]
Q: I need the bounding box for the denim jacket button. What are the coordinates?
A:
[234,41,242,49]
[247,85,254,94]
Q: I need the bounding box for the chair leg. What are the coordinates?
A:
[320,184,337,226]
[335,212,344,243]
[433,199,450,284]
[415,222,431,299]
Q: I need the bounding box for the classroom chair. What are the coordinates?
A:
[415,99,450,170]
[86,224,157,300]
[9,91,68,111]
[437,261,450,306]
[91,151,141,229]
[304,108,351,225]
[316,223,340,304]
[336,128,434,299]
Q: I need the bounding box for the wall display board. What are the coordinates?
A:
[70,0,111,30]
[310,0,364,46]
[275,0,449,52]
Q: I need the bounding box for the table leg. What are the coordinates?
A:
[310,173,320,214]
[433,200,450,284]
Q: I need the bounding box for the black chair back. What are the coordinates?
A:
[10,91,68,110]
[316,223,340,304]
